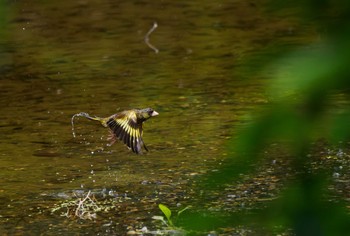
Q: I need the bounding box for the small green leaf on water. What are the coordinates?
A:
[159,204,172,221]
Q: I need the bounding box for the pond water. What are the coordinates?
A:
[0,1,321,235]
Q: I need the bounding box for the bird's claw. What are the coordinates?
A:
[107,131,116,146]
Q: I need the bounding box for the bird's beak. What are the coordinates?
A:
[151,110,159,117]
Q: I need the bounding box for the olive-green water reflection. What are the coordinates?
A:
[0,1,313,234]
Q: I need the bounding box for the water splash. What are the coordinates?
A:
[71,112,92,138]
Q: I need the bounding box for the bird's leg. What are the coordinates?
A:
[106,130,117,146]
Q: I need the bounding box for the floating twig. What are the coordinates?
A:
[144,22,159,54]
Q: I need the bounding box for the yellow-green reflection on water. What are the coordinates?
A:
[0,0,314,234]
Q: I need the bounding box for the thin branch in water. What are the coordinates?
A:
[144,22,159,54]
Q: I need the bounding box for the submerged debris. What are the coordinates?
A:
[51,190,105,220]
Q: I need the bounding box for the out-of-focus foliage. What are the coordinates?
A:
[182,0,350,235]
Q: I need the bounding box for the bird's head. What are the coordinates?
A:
[138,108,159,121]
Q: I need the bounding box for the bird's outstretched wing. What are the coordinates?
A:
[106,111,147,154]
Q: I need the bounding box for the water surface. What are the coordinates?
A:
[0,1,316,234]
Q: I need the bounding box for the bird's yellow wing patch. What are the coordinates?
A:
[106,111,146,154]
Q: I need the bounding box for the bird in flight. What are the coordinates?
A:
[72,108,159,154]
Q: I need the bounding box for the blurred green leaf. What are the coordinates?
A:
[189,0,350,235]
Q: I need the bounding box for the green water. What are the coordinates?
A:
[0,1,316,235]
